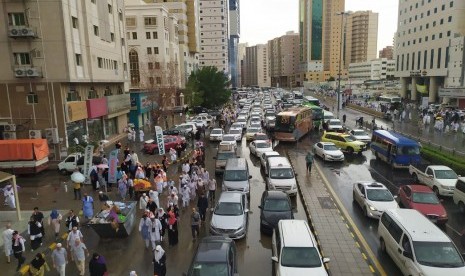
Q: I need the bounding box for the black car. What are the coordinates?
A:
[186,236,238,276]
[162,128,181,136]
[259,191,293,234]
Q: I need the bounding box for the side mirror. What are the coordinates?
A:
[428,175,433,178]
[393,195,398,199]
[258,205,262,209]
[271,256,278,263]
[322,257,330,263]
[294,173,298,177]
[403,251,413,260]
[249,175,252,179]
[244,209,249,213]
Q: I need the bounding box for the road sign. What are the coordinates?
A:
[154,126,165,155]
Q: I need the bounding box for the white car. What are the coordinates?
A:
[249,140,273,157]
[210,191,249,239]
[175,123,197,136]
[221,134,238,150]
[349,129,371,144]
[326,119,344,131]
[313,142,344,162]
[352,182,399,219]
[236,116,248,129]
[245,127,261,141]
[197,113,214,125]
[249,121,262,129]
[260,151,280,168]
[231,122,243,130]
[189,119,207,129]
[209,128,223,141]
[229,128,243,142]
[193,116,209,126]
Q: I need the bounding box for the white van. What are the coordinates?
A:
[378,209,465,275]
[272,220,329,276]
[323,110,335,121]
[265,156,297,196]
[453,177,465,213]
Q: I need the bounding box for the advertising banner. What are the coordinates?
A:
[154,126,165,155]
[108,149,119,184]
[83,145,94,184]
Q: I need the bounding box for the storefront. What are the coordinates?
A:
[106,94,131,137]
[439,87,465,108]
[65,101,88,148]
[86,98,108,142]
[129,92,156,129]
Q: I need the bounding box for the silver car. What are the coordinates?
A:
[210,192,249,239]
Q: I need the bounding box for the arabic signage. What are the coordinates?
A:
[83,145,94,184]
[66,101,88,122]
[154,125,165,155]
[438,87,465,98]
[87,98,108,118]
[108,149,119,183]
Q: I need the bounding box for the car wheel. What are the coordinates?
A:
[412,173,419,183]
[352,191,356,203]
[433,186,440,196]
[60,169,68,175]
[347,147,354,154]
[375,152,380,160]
[459,202,465,213]
[380,238,386,253]
[322,155,326,161]
[363,206,368,217]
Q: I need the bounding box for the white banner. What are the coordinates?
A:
[83,145,94,184]
[154,126,165,155]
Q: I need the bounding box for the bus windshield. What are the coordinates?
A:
[310,107,323,120]
[275,115,296,133]
[397,145,420,155]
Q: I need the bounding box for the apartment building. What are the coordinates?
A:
[348,58,395,84]
[345,11,378,64]
[229,0,240,88]
[238,42,247,87]
[0,0,129,159]
[379,45,394,59]
[394,0,465,103]
[198,0,229,74]
[268,31,300,88]
[243,44,270,87]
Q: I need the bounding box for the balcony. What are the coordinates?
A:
[8,26,37,38]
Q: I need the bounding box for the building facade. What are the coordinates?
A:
[379,45,394,59]
[0,0,129,159]
[268,31,300,88]
[229,0,240,88]
[198,0,229,74]
[394,0,465,103]
[243,44,270,87]
[348,58,395,84]
[345,10,378,65]
[440,36,465,107]
[237,42,248,87]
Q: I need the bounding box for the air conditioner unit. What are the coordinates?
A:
[45,128,59,144]
[26,68,40,77]
[4,124,16,132]
[20,27,36,37]
[14,68,26,77]
[8,27,21,37]
[29,130,42,139]
[3,132,17,140]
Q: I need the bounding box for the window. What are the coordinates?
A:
[447,30,451,37]
[437,48,441,69]
[126,17,136,27]
[146,32,151,39]
[432,34,435,40]
[153,31,158,39]
[149,77,154,85]
[121,38,125,46]
[440,19,444,25]
[97,57,103,68]
[155,62,160,69]
[423,50,427,69]
[147,47,152,55]
[27,93,38,104]
[129,50,140,86]
[91,0,96,3]
[430,49,434,69]
[72,17,78,28]
[93,25,99,36]
[108,4,112,14]
[417,51,421,70]
[144,17,157,26]
[448,16,452,22]
[156,77,161,84]
[67,91,79,101]
[104,86,112,96]
[442,4,445,10]
[8,13,26,26]
[88,88,97,99]
[75,54,82,66]
[110,32,114,42]
[113,60,118,70]
[132,32,137,39]
[154,47,159,54]
[148,62,153,70]
[13,53,31,65]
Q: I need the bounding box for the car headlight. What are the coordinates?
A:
[368,205,377,211]
[234,227,245,234]
[440,185,452,190]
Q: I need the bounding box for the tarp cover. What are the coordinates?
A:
[0,139,49,161]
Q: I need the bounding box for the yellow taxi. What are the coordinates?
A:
[321,132,366,154]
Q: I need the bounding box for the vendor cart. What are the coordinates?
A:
[87,201,137,238]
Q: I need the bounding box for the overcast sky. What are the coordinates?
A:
[240,0,398,53]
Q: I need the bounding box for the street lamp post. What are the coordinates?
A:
[336,11,350,119]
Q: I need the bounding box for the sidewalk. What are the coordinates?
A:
[288,150,383,276]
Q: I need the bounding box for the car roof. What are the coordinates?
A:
[406,184,434,193]
[324,132,349,137]
[279,220,316,247]
[263,190,289,200]
[319,141,336,146]
[211,128,223,131]
[195,236,234,263]
[255,140,270,144]
[225,158,247,169]
[357,181,387,190]
[267,156,291,167]
[263,151,279,156]
[427,165,454,171]
[218,191,243,203]
[384,209,450,242]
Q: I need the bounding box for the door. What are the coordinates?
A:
[398,234,419,275]
[355,184,365,207]
[386,223,404,268]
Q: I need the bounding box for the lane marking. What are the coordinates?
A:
[315,161,387,276]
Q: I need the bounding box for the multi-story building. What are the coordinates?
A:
[345,11,378,65]
[440,36,465,107]
[243,44,270,87]
[229,0,240,88]
[299,0,345,82]
[268,31,300,88]
[394,0,465,103]
[198,0,229,74]
[0,0,129,158]
[238,42,248,87]
[348,58,395,84]
[379,45,394,59]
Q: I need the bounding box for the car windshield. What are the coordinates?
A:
[191,262,229,276]
[434,170,458,179]
[413,241,464,268]
[269,168,294,179]
[281,247,322,268]
[256,142,271,148]
[366,189,394,202]
[211,129,222,134]
[329,120,341,125]
[229,129,241,135]
[223,136,235,141]
[353,130,368,136]
[323,144,339,151]
[177,125,191,130]
[247,128,260,134]
[263,199,290,212]
[343,136,355,142]
[217,152,236,160]
[224,170,248,181]
[412,192,440,204]
[255,134,268,140]
[214,202,243,216]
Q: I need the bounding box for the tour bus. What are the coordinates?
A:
[379,95,401,104]
[303,96,320,107]
[274,107,312,142]
[370,130,421,168]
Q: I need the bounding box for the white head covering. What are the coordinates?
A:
[154,245,165,262]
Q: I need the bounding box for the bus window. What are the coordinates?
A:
[398,146,420,155]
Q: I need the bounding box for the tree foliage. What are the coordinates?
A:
[185,66,230,108]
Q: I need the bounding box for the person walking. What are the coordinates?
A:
[167,211,178,246]
[208,179,216,208]
[65,210,80,232]
[29,253,50,276]
[82,193,94,220]
[342,114,347,125]
[191,208,201,240]
[139,193,149,210]
[70,239,89,276]
[11,231,26,271]
[180,185,191,209]
[138,212,151,249]
[32,207,45,235]
[67,226,84,248]
[148,213,163,249]
[89,253,107,276]
[305,151,314,173]
[197,193,208,222]
[73,179,82,200]
[153,245,167,276]
[48,209,62,239]
[139,129,145,142]
[51,243,67,276]
[28,216,43,251]
[3,223,14,263]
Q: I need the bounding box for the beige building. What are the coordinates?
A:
[238,42,248,87]
[198,0,229,73]
[394,0,465,103]
[0,0,129,159]
[268,31,300,88]
[243,44,270,87]
[345,11,378,65]
[379,45,393,59]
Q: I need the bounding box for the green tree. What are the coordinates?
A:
[186,66,231,108]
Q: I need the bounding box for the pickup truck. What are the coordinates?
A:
[58,153,102,175]
[0,139,49,174]
[409,164,459,196]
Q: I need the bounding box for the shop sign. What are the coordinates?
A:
[139,95,153,113]
[87,98,108,118]
[107,94,131,114]
[154,126,165,155]
[130,96,137,110]
[83,145,94,184]
[66,101,88,122]
[438,87,465,98]
[108,149,118,183]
